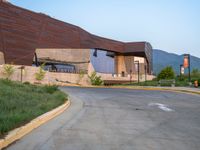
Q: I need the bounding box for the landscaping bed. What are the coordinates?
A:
[0,79,67,138]
[114,80,199,88]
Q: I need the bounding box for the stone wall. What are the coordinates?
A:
[0,64,155,85]
[0,65,90,85]
[0,52,5,65]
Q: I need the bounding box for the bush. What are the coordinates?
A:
[23,81,30,85]
[2,64,15,80]
[88,71,103,86]
[157,66,175,80]
[44,85,58,94]
[191,68,200,78]
[35,64,46,81]
[137,80,158,86]
[177,76,185,81]
[175,81,189,87]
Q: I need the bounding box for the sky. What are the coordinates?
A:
[10,0,200,57]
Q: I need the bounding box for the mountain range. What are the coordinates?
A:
[153,49,200,75]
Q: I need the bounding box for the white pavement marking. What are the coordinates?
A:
[148,103,174,112]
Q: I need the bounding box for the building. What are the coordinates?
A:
[0,1,153,83]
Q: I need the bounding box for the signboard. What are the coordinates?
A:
[183,54,191,82]
[181,66,185,75]
[183,54,189,68]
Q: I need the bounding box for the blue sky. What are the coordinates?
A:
[11,0,200,57]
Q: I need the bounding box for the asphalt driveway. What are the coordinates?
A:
[7,87,200,150]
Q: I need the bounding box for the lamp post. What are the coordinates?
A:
[129,69,132,84]
[134,61,140,83]
[145,65,147,81]
[18,66,25,82]
[183,54,191,82]
[188,54,191,82]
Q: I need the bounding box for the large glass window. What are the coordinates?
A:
[90,49,115,74]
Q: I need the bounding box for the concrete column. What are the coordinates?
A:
[114,55,126,75]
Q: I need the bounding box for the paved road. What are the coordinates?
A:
[7,87,200,150]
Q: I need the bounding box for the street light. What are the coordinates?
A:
[134,61,140,83]
[129,69,132,84]
[183,54,191,82]
[145,65,147,82]
[18,66,25,82]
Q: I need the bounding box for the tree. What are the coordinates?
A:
[88,71,103,86]
[3,64,15,80]
[35,64,46,81]
[191,68,200,78]
[157,66,175,80]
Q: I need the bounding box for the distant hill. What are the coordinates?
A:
[153,49,200,75]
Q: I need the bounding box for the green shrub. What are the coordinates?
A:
[88,71,103,86]
[157,66,175,80]
[138,80,158,86]
[176,75,186,81]
[23,81,30,85]
[44,85,58,94]
[2,64,15,80]
[160,82,172,87]
[175,81,189,87]
[35,64,46,81]
[191,68,200,78]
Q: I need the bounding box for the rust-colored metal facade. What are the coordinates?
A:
[0,1,152,73]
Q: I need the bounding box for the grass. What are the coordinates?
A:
[0,79,67,137]
[114,80,197,87]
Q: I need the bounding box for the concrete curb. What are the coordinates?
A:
[122,87,200,96]
[109,86,200,96]
[0,100,70,150]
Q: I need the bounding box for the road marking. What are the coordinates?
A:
[148,103,174,112]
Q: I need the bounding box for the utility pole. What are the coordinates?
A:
[180,64,183,77]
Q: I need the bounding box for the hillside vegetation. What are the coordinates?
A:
[153,49,200,75]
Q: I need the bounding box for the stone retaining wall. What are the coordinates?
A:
[0,65,89,85]
[0,64,155,85]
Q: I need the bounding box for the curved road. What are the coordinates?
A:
[7,87,200,150]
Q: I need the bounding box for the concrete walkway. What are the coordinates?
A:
[167,87,200,92]
[6,87,200,150]
[131,86,200,92]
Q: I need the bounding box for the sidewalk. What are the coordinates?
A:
[121,86,200,94]
[169,87,200,92]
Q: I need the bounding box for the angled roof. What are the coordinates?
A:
[0,1,152,66]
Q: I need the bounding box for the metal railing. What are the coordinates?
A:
[48,68,87,74]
